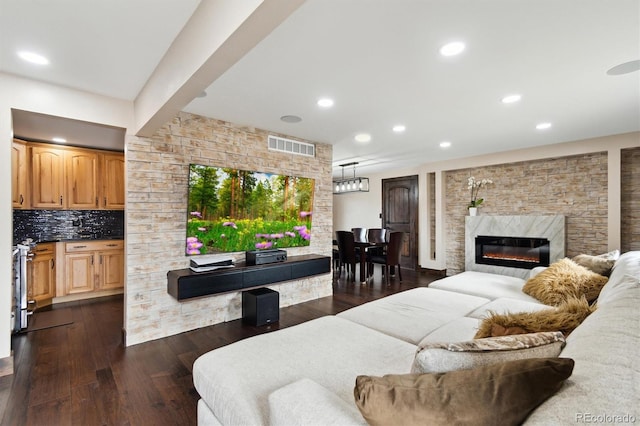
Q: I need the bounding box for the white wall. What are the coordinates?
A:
[333,167,421,234]
[334,132,639,271]
[0,73,134,362]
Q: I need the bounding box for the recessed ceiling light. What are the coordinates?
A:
[607,59,640,75]
[439,141,452,148]
[280,115,302,123]
[440,41,466,57]
[317,98,334,108]
[17,50,49,65]
[501,94,522,104]
[392,125,406,133]
[354,133,371,143]
[536,122,552,130]
[52,137,67,143]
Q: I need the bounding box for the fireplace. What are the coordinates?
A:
[475,235,550,270]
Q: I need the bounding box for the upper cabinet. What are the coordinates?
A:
[66,150,99,209]
[101,153,125,210]
[12,140,29,209]
[31,145,66,209]
[18,141,124,210]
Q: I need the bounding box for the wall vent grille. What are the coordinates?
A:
[268,135,315,157]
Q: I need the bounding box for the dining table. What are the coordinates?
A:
[353,240,388,284]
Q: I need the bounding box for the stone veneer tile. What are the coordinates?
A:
[124,112,333,346]
[446,153,609,275]
[621,147,640,252]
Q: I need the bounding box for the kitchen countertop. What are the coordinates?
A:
[34,236,125,244]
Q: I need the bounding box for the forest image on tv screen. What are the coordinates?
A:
[186,164,315,255]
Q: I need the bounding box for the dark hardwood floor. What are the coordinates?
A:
[1,268,441,426]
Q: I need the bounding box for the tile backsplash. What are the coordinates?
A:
[13,210,124,244]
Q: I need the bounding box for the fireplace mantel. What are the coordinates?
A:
[465,215,565,278]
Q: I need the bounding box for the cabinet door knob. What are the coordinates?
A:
[20,194,24,205]
[51,259,55,269]
[60,195,63,205]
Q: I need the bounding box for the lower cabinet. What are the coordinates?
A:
[27,242,56,307]
[63,240,124,295]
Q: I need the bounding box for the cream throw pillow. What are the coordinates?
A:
[411,331,565,374]
[572,254,615,276]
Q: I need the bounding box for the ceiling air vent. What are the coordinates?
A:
[268,135,315,157]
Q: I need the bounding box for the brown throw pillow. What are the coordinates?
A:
[572,254,615,276]
[354,357,575,426]
[522,258,608,305]
[474,296,595,338]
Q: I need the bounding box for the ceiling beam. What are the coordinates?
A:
[133,0,306,137]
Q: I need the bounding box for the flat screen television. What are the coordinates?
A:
[186,164,315,255]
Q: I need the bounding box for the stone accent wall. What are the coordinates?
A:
[445,153,609,275]
[621,147,640,252]
[124,112,333,346]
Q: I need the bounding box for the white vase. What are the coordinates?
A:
[468,207,478,216]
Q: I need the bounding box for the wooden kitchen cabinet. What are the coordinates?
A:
[63,240,124,295]
[101,152,125,210]
[66,149,99,209]
[31,145,65,208]
[27,142,123,210]
[12,140,29,209]
[98,248,125,290]
[27,242,56,306]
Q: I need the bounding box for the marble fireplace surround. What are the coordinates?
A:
[465,215,565,279]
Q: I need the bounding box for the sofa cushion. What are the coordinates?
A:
[429,271,539,303]
[572,254,616,276]
[467,297,549,319]
[474,296,595,338]
[597,273,640,305]
[411,332,565,374]
[337,287,490,344]
[605,250,640,292]
[522,258,608,305]
[193,316,416,426]
[419,317,481,343]
[269,378,366,425]
[354,358,575,426]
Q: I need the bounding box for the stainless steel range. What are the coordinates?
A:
[12,239,35,332]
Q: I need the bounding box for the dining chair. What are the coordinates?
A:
[332,239,341,271]
[366,228,387,274]
[367,228,387,244]
[351,227,368,243]
[369,231,404,284]
[336,230,359,281]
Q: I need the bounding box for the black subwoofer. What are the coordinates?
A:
[242,288,279,326]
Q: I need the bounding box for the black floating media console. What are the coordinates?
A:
[167,254,331,301]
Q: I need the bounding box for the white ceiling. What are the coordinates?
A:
[1,0,639,175]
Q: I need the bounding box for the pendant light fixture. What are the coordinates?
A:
[333,162,369,194]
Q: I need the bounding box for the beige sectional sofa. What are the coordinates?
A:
[193,251,640,425]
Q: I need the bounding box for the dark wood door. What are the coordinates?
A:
[382,175,418,270]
